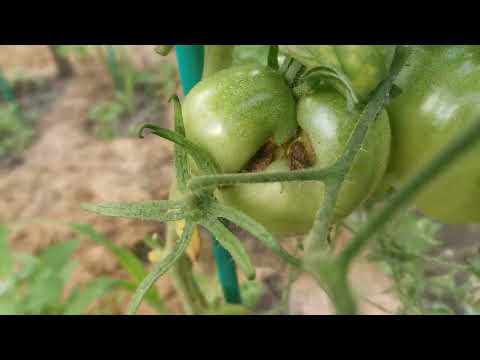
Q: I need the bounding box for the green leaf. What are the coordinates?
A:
[0,225,13,278]
[21,269,65,314]
[10,253,39,284]
[139,124,219,176]
[14,240,80,314]
[71,224,147,283]
[71,223,168,312]
[81,201,185,222]
[64,277,119,315]
[38,239,80,272]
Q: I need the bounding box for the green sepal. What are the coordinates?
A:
[81,201,185,222]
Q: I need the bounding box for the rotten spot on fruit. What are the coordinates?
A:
[244,140,277,172]
[287,140,313,170]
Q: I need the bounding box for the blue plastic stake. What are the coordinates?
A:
[175,45,242,304]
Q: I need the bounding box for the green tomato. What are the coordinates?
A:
[298,91,391,218]
[182,64,297,174]
[387,45,480,223]
[218,89,391,237]
[279,45,396,101]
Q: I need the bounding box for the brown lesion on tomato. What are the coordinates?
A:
[244,140,277,172]
[242,132,317,173]
[287,137,315,170]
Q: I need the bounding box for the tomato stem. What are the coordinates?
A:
[188,164,342,190]
[127,222,194,314]
[167,223,208,314]
[267,45,280,70]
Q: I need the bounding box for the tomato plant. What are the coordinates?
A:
[387,45,480,223]
[83,45,480,315]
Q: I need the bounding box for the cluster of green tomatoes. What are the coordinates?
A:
[83,45,480,313]
[180,45,480,239]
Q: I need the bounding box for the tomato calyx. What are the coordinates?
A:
[293,66,360,110]
[278,55,361,113]
[280,45,397,104]
[82,93,304,312]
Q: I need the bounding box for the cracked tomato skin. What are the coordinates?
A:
[279,45,396,101]
[218,89,391,237]
[387,45,480,223]
[182,64,297,174]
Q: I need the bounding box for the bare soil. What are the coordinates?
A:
[0,45,397,314]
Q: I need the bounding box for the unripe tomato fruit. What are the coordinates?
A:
[387,45,480,223]
[218,89,391,237]
[182,64,297,174]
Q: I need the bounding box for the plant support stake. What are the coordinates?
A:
[175,45,242,304]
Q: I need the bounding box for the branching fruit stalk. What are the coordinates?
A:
[302,46,410,314]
